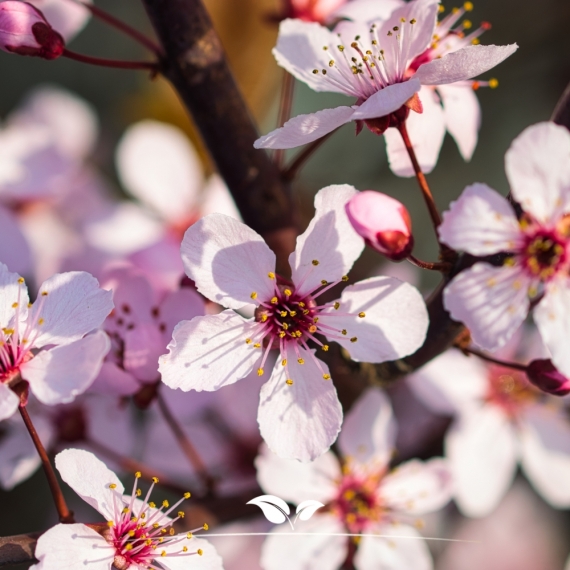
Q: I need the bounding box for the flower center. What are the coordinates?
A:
[485,365,538,418]
[333,474,383,533]
[520,229,567,281]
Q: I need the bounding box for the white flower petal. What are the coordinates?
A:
[332,0,405,23]
[338,387,396,466]
[446,406,518,517]
[384,86,446,177]
[438,183,521,255]
[414,44,518,85]
[30,523,114,570]
[22,331,110,405]
[254,106,356,150]
[159,311,262,391]
[0,383,19,422]
[319,276,428,362]
[116,120,203,223]
[260,514,346,570]
[534,281,570,377]
[437,84,481,161]
[200,173,241,220]
[160,537,224,570]
[0,262,28,331]
[181,214,276,309]
[351,79,422,121]
[355,524,432,570]
[290,184,363,296]
[519,404,570,507]
[407,349,488,416]
[443,263,531,351]
[0,205,32,276]
[31,271,113,347]
[55,448,124,520]
[258,346,342,462]
[382,458,453,515]
[505,122,570,223]
[255,442,340,504]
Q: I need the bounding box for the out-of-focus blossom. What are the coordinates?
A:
[31,449,223,570]
[256,388,453,570]
[526,359,570,397]
[25,0,91,43]
[283,0,346,23]
[254,0,516,176]
[408,346,570,517]
[345,190,413,260]
[439,123,570,376]
[0,1,64,59]
[0,263,113,421]
[159,185,428,462]
[91,265,205,396]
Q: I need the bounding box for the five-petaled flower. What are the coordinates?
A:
[0,262,113,421]
[159,185,428,462]
[255,388,453,570]
[254,0,516,164]
[30,449,223,570]
[438,122,570,378]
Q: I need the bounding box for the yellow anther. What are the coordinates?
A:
[184,492,191,499]
[41,291,48,296]
[257,368,264,376]
[280,311,287,317]
[107,521,114,527]
[323,374,331,380]
[38,318,45,325]
[464,1,474,10]
[203,523,209,531]
[338,44,345,51]
[152,476,159,484]
[452,6,459,13]
[342,275,349,282]
[178,511,185,518]
[261,314,268,322]
[298,302,305,308]
[309,325,317,333]
[312,69,319,74]
[128,530,136,537]
[245,338,252,344]
[410,18,417,24]
[125,544,133,552]
[503,257,515,267]
[358,312,366,318]
[463,19,472,29]
[27,302,32,308]
[254,342,261,348]
[187,532,193,539]
[321,280,328,285]
[289,311,297,317]
[161,550,167,557]
[268,272,275,279]
[136,489,142,497]
[471,37,480,45]
[350,337,358,343]
[11,302,18,308]
[334,302,340,310]
[282,323,289,330]
[279,331,286,338]
[489,78,499,88]
[141,513,146,519]
[162,500,170,508]
[17,277,24,284]
[135,471,142,479]
[286,379,294,386]
[341,329,347,335]
[153,523,160,529]
[303,309,310,315]
[122,507,129,514]
[149,502,156,509]
[250,292,258,300]
[284,289,292,297]
[297,358,305,365]
[170,528,175,536]
[197,549,203,556]
[271,297,278,304]
[322,345,329,351]
[282,359,287,366]
[312,259,320,266]
[109,483,117,489]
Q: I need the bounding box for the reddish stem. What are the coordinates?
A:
[407,254,451,272]
[396,121,442,229]
[62,49,158,71]
[460,346,528,372]
[156,391,216,493]
[19,405,74,523]
[274,70,296,169]
[71,0,162,54]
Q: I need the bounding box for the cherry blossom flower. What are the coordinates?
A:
[438,122,570,376]
[281,0,347,23]
[31,448,223,570]
[408,345,570,517]
[159,185,428,462]
[254,0,516,166]
[0,263,113,421]
[91,265,205,396]
[255,388,453,570]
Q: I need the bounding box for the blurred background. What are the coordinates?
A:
[1,0,570,568]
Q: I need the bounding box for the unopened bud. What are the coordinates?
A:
[345,191,413,261]
[526,359,570,396]
[0,1,64,60]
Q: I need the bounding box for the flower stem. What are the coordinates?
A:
[19,405,74,523]
[282,130,336,181]
[407,255,452,272]
[62,49,159,71]
[274,70,296,169]
[459,346,528,372]
[396,121,442,229]
[156,390,216,494]
[71,0,162,54]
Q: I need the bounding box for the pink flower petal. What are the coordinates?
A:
[505,122,570,223]
[0,205,32,276]
[90,360,141,396]
[159,310,262,391]
[0,262,29,330]
[319,276,428,362]
[27,0,92,42]
[414,44,518,85]
[158,287,206,339]
[123,322,164,382]
[438,183,521,255]
[290,184,363,296]
[0,383,19,422]
[258,347,342,462]
[22,330,110,405]
[159,537,224,570]
[181,214,276,310]
[332,0,405,23]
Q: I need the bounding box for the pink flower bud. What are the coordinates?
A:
[345,191,414,261]
[526,359,570,396]
[0,1,64,59]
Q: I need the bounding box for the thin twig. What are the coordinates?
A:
[282,130,336,181]
[407,255,451,272]
[458,346,528,372]
[19,406,74,523]
[274,70,296,169]
[62,49,158,71]
[396,121,442,228]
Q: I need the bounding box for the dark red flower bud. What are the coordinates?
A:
[526,359,570,396]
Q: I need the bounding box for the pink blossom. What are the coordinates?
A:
[31,449,223,570]
[438,122,570,378]
[345,190,413,260]
[159,185,428,462]
[0,263,113,421]
[285,0,347,23]
[24,0,92,42]
[254,0,517,172]
[255,388,453,570]
[0,1,64,59]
